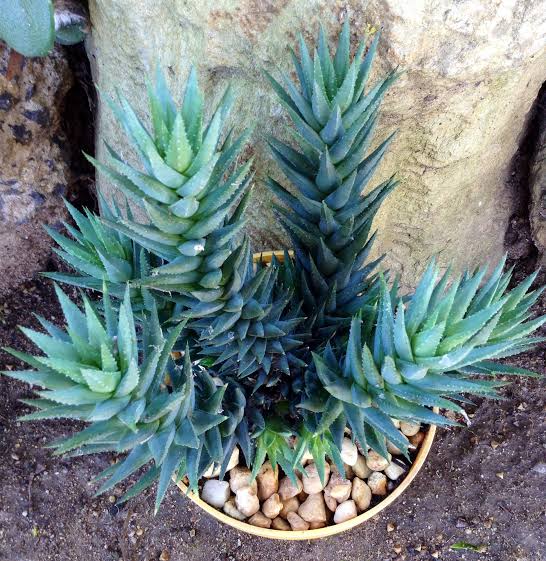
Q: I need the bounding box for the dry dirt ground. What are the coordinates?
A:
[0,267,545,561]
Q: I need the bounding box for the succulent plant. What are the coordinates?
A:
[300,257,545,469]
[44,196,139,298]
[266,21,399,337]
[3,23,545,517]
[86,68,305,384]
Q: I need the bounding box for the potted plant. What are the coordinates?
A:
[3,22,544,540]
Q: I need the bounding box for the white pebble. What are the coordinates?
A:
[201,480,230,508]
[340,438,358,466]
[333,500,358,524]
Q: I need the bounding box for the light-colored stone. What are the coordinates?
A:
[203,448,240,478]
[229,466,257,493]
[0,44,73,295]
[298,493,327,523]
[262,493,283,519]
[340,438,359,466]
[368,472,388,496]
[201,480,230,508]
[333,500,358,524]
[223,498,247,521]
[279,496,300,519]
[384,462,407,481]
[235,485,260,517]
[302,462,330,494]
[390,418,401,429]
[325,472,352,502]
[366,450,391,472]
[400,421,421,437]
[278,475,303,501]
[88,1,546,288]
[353,454,373,479]
[286,512,310,531]
[343,463,355,480]
[248,511,271,529]
[256,461,279,501]
[352,477,372,512]
[409,431,426,448]
[324,491,337,512]
[387,439,404,456]
[271,516,291,530]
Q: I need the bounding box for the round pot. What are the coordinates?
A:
[175,424,436,540]
[174,250,438,539]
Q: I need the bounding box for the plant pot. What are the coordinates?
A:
[175,422,436,540]
[173,250,438,539]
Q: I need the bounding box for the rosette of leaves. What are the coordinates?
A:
[301,256,545,461]
[44,196,141,299]
[266,21,400,336]
[86,68,305,383]
[2,284,245,510]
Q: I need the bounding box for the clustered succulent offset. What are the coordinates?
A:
[4,22,545,512]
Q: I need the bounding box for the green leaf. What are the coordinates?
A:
[81,368,120,394]
[0,0,54,57]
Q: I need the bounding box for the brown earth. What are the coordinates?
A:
[0,259,545,561]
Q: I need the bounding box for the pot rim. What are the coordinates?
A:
[175,250,437,539]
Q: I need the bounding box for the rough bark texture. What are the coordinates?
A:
[87,0,546,288]
[0,44,73,295]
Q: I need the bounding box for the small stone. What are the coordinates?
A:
[353,454,372,479]
[223,498,247,521]
[325,472,352,502]
[532,462,546,475]
[309,521,326,529]
[201,480,230,508]
[496,472,504,480]
[302,462,330,494]
[279,496,300,519]
[22,510,28,517]
[409,431,425,447]
[490,440,500,450]
[256,461,279,501]
[235,485,260,517]
[340,438,358,466]
[203,448,239,478]
[351,477,372,512]
[384,462,407,481]
[483,517,494,529]
[108,495,116,503]
[368,472,387,496]
[324,491,337,512]
[387,440,403,456]
[271,517,291,530]
[400,421,420,436]
[343,463,354,479]
[387,521,396,532]
[333,500,358,524]
[262,493,283,519]
[298,493,327,523]
[159,550,170,561]
[287,512,310,531]
[248,511,272,529]
[229,466,257,493]
[431,551,440,559]
[366,450,391,472]
[135,527,144,536]
[393,544,402,554]
[11,454,20,461]
[301,449,314,465]
[278,475,303,501]
[189,528,196,537]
